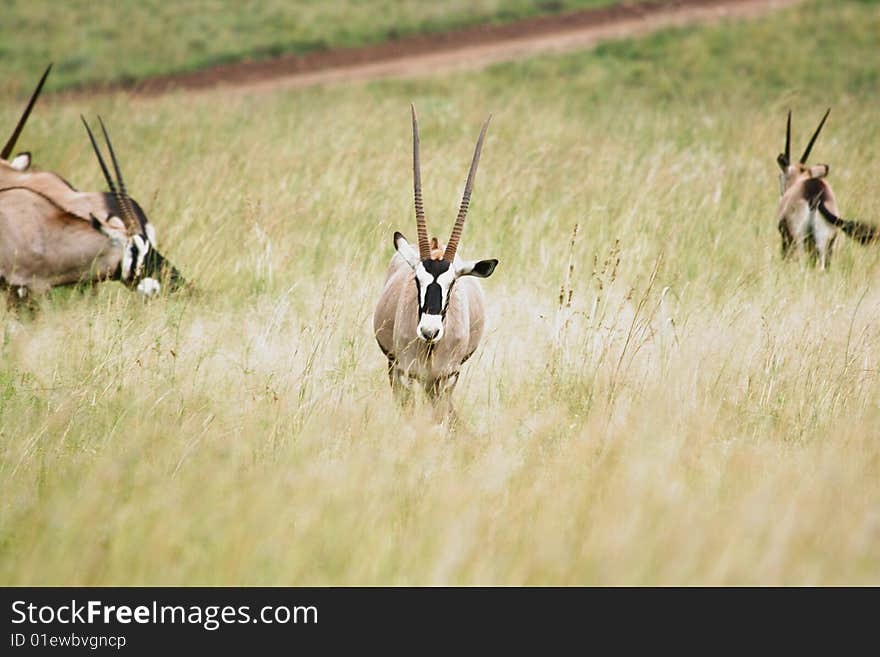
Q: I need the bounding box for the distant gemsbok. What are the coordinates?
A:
[775,109,877,269]
[374,106,498,418]
[0,70,184,308]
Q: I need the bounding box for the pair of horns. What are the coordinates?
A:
[81,116,145,236]
[1,63,52,161]
[783,108,830,165]
[412,105,491,263]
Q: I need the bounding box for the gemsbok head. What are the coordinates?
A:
[80,116,185,295]
[775,109,877,269]
[0,111,185,310]
[373,106,498,420]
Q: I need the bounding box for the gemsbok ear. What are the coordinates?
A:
[776,153,789,172]
[89,213,127,246]
[393,231,420,269]
[10,152,31,171]
[808,164,829,179]
[456,258,498,278]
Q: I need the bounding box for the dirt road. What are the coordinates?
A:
[88,0,800,96]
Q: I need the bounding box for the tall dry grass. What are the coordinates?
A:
[1,0,878,584]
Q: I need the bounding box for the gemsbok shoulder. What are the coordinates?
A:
[775,109,877,269]
[373,106,498,419]
[0,101,185,309]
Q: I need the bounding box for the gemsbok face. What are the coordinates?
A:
[0,107,185,309]
[373,106,498,418]
[774,109,878,268]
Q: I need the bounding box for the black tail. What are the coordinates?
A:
[818,201,878,246]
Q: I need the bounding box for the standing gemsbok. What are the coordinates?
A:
[0,113,184,309]
[775,109,878,269]
[374,106,498,417]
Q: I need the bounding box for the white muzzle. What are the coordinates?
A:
[417,314,444,343]
[136,277,161,297]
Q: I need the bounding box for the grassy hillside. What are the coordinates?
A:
[1,0,619,92]
[1,0,879,584]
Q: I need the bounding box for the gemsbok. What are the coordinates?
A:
[0,111,185,309]
[373,106,498,419]
[775,109,877,269]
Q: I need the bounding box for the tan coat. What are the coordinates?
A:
[374,244,487,389]
[776,166,840,268]
[0,186,122,293]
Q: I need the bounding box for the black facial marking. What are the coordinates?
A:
[126,243,140,281]
[116,240,184,291]
[416,259,452,318]
[144,249,186,291]
[422,259,451,278]
[424,282,443,315]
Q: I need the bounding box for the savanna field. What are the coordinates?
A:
[1,0,879,585]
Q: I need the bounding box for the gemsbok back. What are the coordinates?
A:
[373,106,498,420]
[0,95,185,309]
[775,109,877,269]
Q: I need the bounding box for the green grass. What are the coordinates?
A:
[1,0,879,584]
[1,0,619,92]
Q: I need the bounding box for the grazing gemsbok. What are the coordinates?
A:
[0,115,184,309]
[373,106,498,417]
[775,109,878,268]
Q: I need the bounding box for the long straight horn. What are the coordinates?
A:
[784,110,791,164]
[443,114,491,263]
[1,63,52,160]
[799,108,830,164]
[97,116,145,234]
[81,116,117,196]
[411,104,430,260]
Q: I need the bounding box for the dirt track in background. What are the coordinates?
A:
[84,0,799,96]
